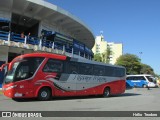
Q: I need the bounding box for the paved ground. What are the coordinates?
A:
[0,88,160,120]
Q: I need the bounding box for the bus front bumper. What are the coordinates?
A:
[2,86,34,98]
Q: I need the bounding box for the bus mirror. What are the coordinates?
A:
[0,63,8,73]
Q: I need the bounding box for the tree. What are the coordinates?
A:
[115,53,141,74]
[94,46,112,63]
[93,53,102,62]
[101,46,112,63]
[140,64,154,75]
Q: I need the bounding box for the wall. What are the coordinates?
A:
[38,21,73,39]
[112,44,122,64]
[0,46,8,88]
[92,35,123,64]
[0,46,9,62]
[0,10,11,20]
[38,21,56,37]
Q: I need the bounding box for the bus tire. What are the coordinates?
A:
[143,84,147,88]
[103,87,110,97]
[38,87,51,101]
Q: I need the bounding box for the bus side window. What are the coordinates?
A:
[126,77,131,80]
[140,76,145,80]
[68,62,79,74]
[79,63,93,75]
[94,65,105,76]
[105,66,114,77]
[43,59,63,73]
[135,77,138,80]
[127,77,135,80]
[116,68,125,77]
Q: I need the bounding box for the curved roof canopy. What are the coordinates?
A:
[0,0,95,48]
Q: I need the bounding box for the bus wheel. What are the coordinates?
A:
[103,87,110,97]
[38,87,51,101]
[143,84,147,88]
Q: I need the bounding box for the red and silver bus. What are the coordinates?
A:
[0,53,126,101]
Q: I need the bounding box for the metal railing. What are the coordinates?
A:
[0,30,93,60]
[0,31,8,41]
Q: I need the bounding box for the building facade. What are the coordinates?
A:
[0,0,95,62]
[0,0,95,88]
[92,35,123,64]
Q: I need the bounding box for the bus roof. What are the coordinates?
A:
[12,52,125,69]
[70,56,125,68]
[13,53,67,61]
[127,74,153,77]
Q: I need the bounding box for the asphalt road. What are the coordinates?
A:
[0,88,160,120]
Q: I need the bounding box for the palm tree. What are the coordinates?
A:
[102,46,112,63]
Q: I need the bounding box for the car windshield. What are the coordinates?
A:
[4,57,44,84]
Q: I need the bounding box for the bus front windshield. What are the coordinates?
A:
[4,57,44,84]
[146,76,156,83]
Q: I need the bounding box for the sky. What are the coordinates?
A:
[46,0,160,74]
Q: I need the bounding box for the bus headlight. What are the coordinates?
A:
[5,85,17,90]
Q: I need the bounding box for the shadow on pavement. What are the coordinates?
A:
[12,95,102,102]
[12,92,141,102]
[111,93,141,97]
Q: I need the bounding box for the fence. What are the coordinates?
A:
[0,30,93,60]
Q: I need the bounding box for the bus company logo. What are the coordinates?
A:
[2,112,12,117]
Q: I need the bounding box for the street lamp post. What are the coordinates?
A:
[139,52,143,74]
